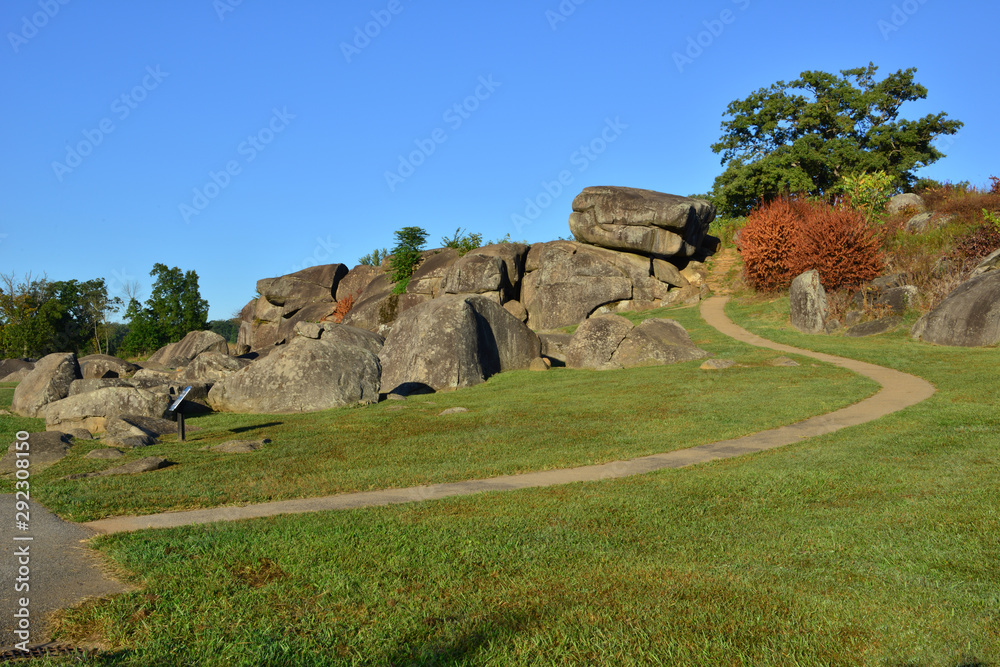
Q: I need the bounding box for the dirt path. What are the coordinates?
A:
[704,247,739,295]
[81,297,935,535]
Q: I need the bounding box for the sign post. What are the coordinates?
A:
[168,386,193,442]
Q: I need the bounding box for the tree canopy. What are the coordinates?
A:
[120,264,209,357]
[706,63,963,217]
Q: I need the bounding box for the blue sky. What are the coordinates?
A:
[2,0,996,321]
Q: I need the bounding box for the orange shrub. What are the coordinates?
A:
[792,202,885,291]
[332,294,354,323]
[738,197,803,292]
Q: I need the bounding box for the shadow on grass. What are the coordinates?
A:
[228,422,283,434]
[384,610,539,666]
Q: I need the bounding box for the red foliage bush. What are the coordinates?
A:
[990,175,1000,195]
[952,223,1000,264]
[331,294,354,323]
[738,197,803,292]
[739,196,885,292]
[791,202,885,290]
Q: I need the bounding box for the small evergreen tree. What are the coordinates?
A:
[388,227,428,294]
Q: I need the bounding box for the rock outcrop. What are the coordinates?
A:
[44,387,171,433]
[78,354,139,379]
[11,353,81,418]
[565,315,708,370]
[147,330,230,368]
[790,270,828,334]
[379,294,541,394]
[569,186,715,259]
[243,264,349,350]
[207,336,381,413]
[911,271,1000,346]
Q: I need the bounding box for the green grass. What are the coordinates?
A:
[22,298,998,665]
[1,305,877,522]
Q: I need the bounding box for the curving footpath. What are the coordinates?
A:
[82,296,936,535]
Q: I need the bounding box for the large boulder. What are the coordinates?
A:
[379,294,541,394]
[315,323,385,356]
[177,351,251,384]
[911,271,1000,346]
[406,249,461,297]
[257,264,348,309]
[442,253,508,301]
[521,241,632,330]
[0,359,34,381]
[565,316,708,369]
[43,387,171,433]
[0,432,73,474]
[569,186,715,259]
[886,193,926,215]
[147,330,230,368]
[78,354,139,379]
[342,275,431,336]
[68,378,133,397]
[207,336,381,414]
[11,353,81,418]
[336,265,384,302]
[789,270,828,334]
[245,264,349,352]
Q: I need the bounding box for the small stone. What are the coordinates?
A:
[67,428,93,440]
[768,356,800,367]
[86,448,124,460]
[700,359,735,370]
[529,358,549,372]
[438,407,469,416]
[202,440,267,454]
[293,321,323,339]
[65,456,169,480]
[844,311,862,326]
[386,393,407,401]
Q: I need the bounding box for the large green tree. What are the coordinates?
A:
[120,264,209,357]
[707,63,963,216]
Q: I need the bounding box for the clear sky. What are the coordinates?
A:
[2,0,996,321]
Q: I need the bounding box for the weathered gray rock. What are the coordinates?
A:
[846,316,903,337]
[107,415,178,437]
[379,294,541,394]
[911,271,1000,346]
[876,286,918,314]
[610,319,709,368]
[317,323,385,356]
[701,359,735,370]
[443,253,508,298]
[503,300,528,323]
[11,353,81,418]
[342,275,432,336]
[147,330,229,368]
[66,456,169,480]
[260,264,347,309]
[0,432,72,473]
[438,407,469,416]
[905,212,935,234]
[538,333,573,364]
[768,356,800,367]
[521,241,632,330]
[294,321,324,339]
[43,387,171,433]
[68,378,133,397]
[201,439,269,453]
[789,270,828,334]
[336,265,384,302]
[177,351,250,384]
[566,316,707,370]
[971,249,1000,278]
[406,249,460,297]
[208,336,381,413]
[652,259,689,287]
[78,354,139,379]
[565,315,634,370]
[130,367,173,389]
[465,243,530,296]
[85,448,124,460]
[887,193,926,215]
[66,428,93,440]
[0,368,32,383]
[872,273,911,290]
[569,186,715,259]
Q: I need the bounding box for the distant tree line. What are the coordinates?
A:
[0,264,235,361]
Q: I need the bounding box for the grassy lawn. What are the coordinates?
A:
[1,305,876,522]
[16,298,995,665]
